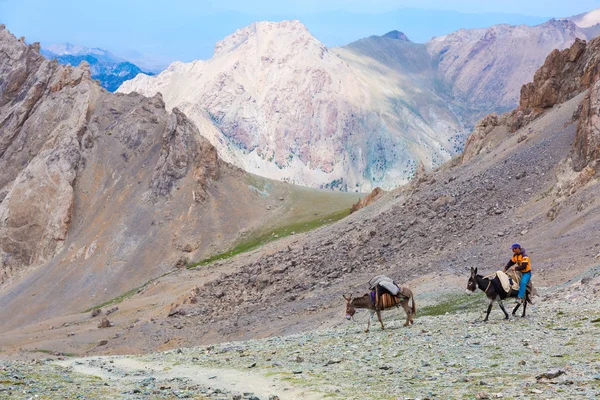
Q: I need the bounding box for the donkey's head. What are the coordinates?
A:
[343,295,355,320]
[466,267,478,295]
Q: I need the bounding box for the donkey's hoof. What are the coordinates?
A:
[364,329,369,333]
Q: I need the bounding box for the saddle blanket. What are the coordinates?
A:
[370,292,403,309]
[485,270,520,294]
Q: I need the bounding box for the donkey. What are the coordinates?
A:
[344,288,416,332]
[466,267,532,322]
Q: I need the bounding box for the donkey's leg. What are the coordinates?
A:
[376,310,385,330]
[483,299,494,322]
[400,300,411,326]
[512,303,521,315]
[521,295,528,318]
[498,300,509,320]
[365,311,374,333]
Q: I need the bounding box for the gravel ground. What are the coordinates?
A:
[2,268,599,400]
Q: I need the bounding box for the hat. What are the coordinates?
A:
[511,243,521,249]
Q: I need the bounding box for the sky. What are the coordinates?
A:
[1,0,599,69]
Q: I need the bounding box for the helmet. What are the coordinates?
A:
[511,243,521,249]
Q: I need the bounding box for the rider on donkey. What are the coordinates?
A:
[503,243,531,304]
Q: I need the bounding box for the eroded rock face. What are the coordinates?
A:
[0,26,91,275]
[573,80,600,173]
[461,114,499,162]
[519,39,588,113]
[150,108,220,202]
[350,187,385,213]
[0,26,220,282]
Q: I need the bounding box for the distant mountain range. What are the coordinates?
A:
[118,10,600,190]
[41,44,155,92]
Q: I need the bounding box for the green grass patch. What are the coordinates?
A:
[83,285,144,313]
[188,208,351,268]
[83,270,174,313]
[32,349,53,355]
[591,318,600,323]
[419,293,483,317]
[30,349,78,357]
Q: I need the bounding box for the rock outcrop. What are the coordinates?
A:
[350,187,385,213]
[461,113,500,162]
[150,108,220,201]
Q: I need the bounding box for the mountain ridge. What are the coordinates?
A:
[119,15,592,190]
[41,45,155,92]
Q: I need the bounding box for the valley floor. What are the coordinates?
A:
[2,267,599,399]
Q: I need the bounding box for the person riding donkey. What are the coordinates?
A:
[503,243,531,304]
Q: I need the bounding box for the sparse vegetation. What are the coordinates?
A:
[83,270,174,313]
[189,208,351,268]
[418,293,483,317]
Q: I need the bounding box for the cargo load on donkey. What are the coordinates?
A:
[344,275,416,332]
[368,275,408,309]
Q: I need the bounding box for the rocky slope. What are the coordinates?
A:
[41,44,154,92]
[1,268,599,399]
[119,21,467,191]
[0,25,360,332]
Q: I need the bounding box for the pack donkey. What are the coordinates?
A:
[344,287,416,332]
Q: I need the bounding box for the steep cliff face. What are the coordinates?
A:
[120,21,466,191]
[0,26,92,275]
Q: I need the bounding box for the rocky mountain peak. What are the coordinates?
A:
[213,20,322,57]
[381,30,411,42]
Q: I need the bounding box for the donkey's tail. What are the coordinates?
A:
[411,290,416,316]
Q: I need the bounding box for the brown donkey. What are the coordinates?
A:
[344,289,416,332]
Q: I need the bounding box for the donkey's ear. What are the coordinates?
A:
[343,295,349,301]
[474,267,478,275]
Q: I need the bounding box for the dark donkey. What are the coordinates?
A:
[344,289,416,332]
[466,267,532,321]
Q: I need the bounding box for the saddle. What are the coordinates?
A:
[485,270,519,293]
[485,270,535,300]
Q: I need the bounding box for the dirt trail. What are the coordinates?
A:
[57,356,324,399]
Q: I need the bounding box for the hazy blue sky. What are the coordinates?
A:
[1,0,599,67]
